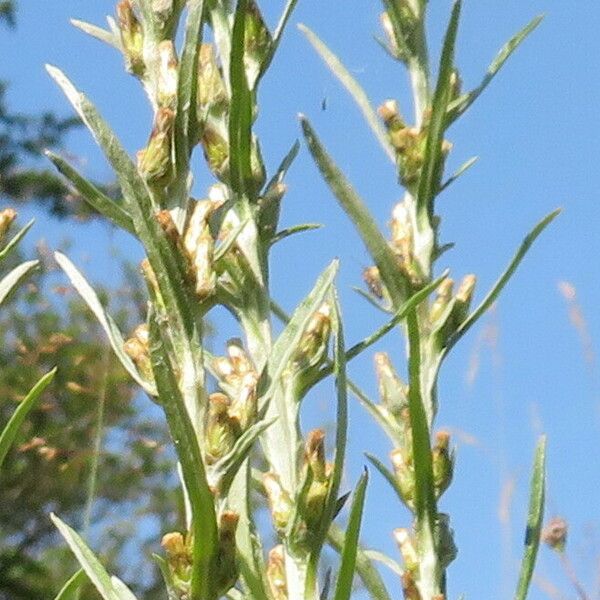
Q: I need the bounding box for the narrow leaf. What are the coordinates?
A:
[445,209,560,353]
[299,24,395,163]
[71,18,119,48]
[229,0,254,197]
[271,223,322,246]
[260,0,299,77]
[0,219,34,262]
[0,369,56,470]
[365,453,405,504]
[54,252,156,395]
[333,469,369,600]
[51,514,136,600]
[45,151,134,234]
[448,16,543,122]
[148,313,218,600]
[416,0,462,223]
[0,260,39,306]
[440,156,479,192]
[301,116,406,305]
[54,570,87,600]
[515,436,547,600]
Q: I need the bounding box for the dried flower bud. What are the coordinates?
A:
[205,393,237,464]
[227,338,254,375]
[264,473,293,532]
[305,429,327,482]
[183,200,216,299]
[432,430,454,499]
[430,278,454,323]
[375,352,408,420]
[157,40,178,109]
[293,304,331,372]
[391,448,415,510]
[542,516,568,552]
[304,429,331,532]
[453,274,476,324]
[401,571,422,600]
[363,266,384,299]
[124,324,154,383]
[197,44,228,118]
[161,531,192,582]
[378,99,405,131]
[394,528,419,572]
[138,108,175,184]
[201,122,230,182]
[229,371,258,431]
[215,511,240,595]
[266,545,287,600]
[156,209,180,244]
[0,208,17,242]
[117,0,145,76]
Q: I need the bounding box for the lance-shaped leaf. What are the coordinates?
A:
[0,260,39,307]
[51,514,139,600]
[444,209,560,354]
[301,117,407,306]
[0,219,34,261]
[447,16,543,123]
[271,223,322,246]
[365,453,406,505]
[45,151,134,234]
[54,570,87,600]
[333,469,369,600]
[229,0,254,198]
[71,18,120,49]
[440,156,478,192]
[515,436,547,600]
[299,24,395,163]
[406,308,438,553]
[0,369,56,470]
[259,0,299,80]
[149,312,218,600]
[328,524,392,600]
[416,0,462,225]
[54,252,156,396]
[308,289,349,564]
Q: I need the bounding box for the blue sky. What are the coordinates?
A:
[3,1,600,598]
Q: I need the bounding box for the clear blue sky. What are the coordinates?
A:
[3,1,600,598]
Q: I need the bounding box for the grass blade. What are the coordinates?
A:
[51,514,137,600]
[54,252,156,395]
[448,16,543,122]
[515,436,547,600]
[416,0,462,224]
[333,469,369,600]
[148,312,218,600]
[0,368,56,470]
[54,570,87,600]
[445,209,560,353]
[299,24,395,163]
[0,260,39,306]
[0,219,34,261]
[45,151,134,234]
[301,116,407,306]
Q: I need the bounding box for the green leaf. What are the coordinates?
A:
[445,209,560,353]
[148,312,218,600]
[229,0,254,198]
[328,524,392,600]
[301,116,407,306]
[333,469,369,600]
[259,0,299,79]
[54,570,87,600]
[440,156,478,192]
[54,252,156,396]
[448,16,543,122]
[299,24,395,163]
[70,18,119,48]
[0,260,38,307]
[362,550,403,577]
[45,151,134,234]
[365,453,405,505]
[416,0,462,224]
[0,219,34,262]
[51,514,139,600]
[271,223,322,246]
[174,0,205,177]
[515,436,547,600]
[0,369,56,471]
